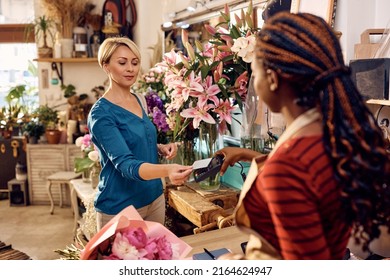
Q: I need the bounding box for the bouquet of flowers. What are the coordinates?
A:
[135,66,172,144]
[160,2,258,140]
[80,205,192,260]
[74,133,100,173]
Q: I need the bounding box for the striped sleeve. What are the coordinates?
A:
[246,136,350,259]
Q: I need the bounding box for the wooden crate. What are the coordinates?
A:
[167,183,239,233]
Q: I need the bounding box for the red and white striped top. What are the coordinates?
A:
[244,135,351,259]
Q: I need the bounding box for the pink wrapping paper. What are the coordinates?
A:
[80,205,192,260]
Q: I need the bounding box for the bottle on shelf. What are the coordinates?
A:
[53,32,62,59]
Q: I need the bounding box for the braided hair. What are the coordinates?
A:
[257,12,390,252]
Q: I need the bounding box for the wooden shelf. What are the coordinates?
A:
[34,57,97,63]
[33,57,98,86]
[366,99,390,106]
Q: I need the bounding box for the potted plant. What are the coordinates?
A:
[25,15,56,58]
[34,105,61,144]
[23,121,45,144]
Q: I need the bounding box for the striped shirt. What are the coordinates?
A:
[244,135,351,259]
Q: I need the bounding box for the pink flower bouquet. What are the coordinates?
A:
[80,205,192,260]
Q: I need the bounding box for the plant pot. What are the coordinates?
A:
[38,47,53,58]
[45,129,61,144]
[28,136,38,144]
[60,38,74,58]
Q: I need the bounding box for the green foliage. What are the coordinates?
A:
[23,121,45,138]
[61,84,77,98]
[25,15,56,48]
[74,157,95,173]
[34,105,58,130]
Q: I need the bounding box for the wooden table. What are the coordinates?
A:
[70,179,97,239]
[180,226,248,256]
[166,182,240,233]
[46,171,81,214]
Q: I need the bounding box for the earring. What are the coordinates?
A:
[270,84,277,91]
[266,69,272,74]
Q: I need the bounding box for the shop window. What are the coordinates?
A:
[0,0,38,108]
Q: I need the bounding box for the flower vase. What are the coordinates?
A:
[197,123,221,191]
[180,139,196,166]
[240,75,266,153]
[90,165,100,189]
[82,168,91,183]
[90,31,101,58]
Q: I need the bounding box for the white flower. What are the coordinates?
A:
[111,232,140,260]
[231,35,256,63]
[75,136,83,147]
[88,150,99,162]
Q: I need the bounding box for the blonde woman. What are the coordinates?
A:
[88,37,192,230]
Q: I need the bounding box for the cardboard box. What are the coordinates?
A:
[354,29,385,59]
[350,58,390,100]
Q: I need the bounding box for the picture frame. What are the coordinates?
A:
[290,0,337,28]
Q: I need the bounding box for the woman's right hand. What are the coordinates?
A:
[167,164,193,185]
[215,147,264,175]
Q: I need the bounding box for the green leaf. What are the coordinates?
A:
[230,25,241,39]
[200,65,210,80]
[74,157,94,173]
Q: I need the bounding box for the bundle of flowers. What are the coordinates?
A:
[74,132,100,173]
[80,205,192,260]
[160,2,259,140]
[135,66,172,144]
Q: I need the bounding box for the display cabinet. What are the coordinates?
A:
[26,144,81,205]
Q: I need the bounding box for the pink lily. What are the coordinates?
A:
[180,103,216,129]
[163,49,180,66]
[182,71,204,101]
[182,29,189,46]
[213,98,235,125]
[234,71,249,97]
[190,75,220,107]
[204,24,216,36]
[234,13,242,28]
[213,61,223,82]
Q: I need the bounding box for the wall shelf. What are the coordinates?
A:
[34,58,98,86]
[366,99,390,106]
[34,58,97,63]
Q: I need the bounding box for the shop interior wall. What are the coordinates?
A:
[32,0,390,111]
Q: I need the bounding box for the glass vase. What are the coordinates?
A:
[82,168,91,183]
[196,123,221,191]
[90,165,101,189]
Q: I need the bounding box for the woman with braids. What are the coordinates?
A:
[216,12,390,260]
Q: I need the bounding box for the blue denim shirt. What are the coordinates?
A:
[87,96,162,215]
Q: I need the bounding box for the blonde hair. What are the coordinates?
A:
[98,37,141,68]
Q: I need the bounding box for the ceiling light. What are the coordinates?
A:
[187,0,197,12]
[162,12,176,29]
[162,21,173,28]
[187,0,207,12]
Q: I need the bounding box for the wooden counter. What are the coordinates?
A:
[166,182,240,233]
[180,226,248,256]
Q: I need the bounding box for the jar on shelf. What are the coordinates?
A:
[15,162,27,181]
[73,27,88,58]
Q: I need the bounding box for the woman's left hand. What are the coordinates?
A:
[158,143,178,160]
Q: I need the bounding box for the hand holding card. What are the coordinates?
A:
[192,155,224,183]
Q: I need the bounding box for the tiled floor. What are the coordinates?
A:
[1,197,389,260]
[0,198,74,260]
